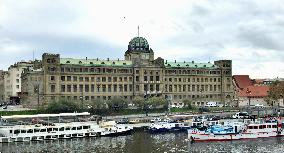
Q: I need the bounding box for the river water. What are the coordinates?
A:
[1,131,284,153]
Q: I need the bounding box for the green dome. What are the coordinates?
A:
[128,37,150,51]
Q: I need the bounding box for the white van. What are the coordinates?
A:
[232,112,249,119]
[205,102,217,107]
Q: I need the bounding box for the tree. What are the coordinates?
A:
[132,96,145,108]
[183,99,193,109]
[267,81,284,106]
[45,99,80,113]
[107,96,128,111]
[147,97,166,108]
[89,99,107,109]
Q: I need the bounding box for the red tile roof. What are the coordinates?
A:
[238,85,270,97]
[233,75,253,90]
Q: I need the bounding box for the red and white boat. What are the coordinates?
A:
[188,121,283,142]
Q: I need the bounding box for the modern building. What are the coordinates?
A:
[3,61,33,103]
[21,37,234,108]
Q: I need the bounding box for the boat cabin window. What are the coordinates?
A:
[253,126,258,129]
[47,128,52,132]
[66,127,71,130]
[34,129,40,133]
[10,130,12,134]
[21,130,26,133]
[272,125,277,128]
[27,129,33,133]
[53,128,58,131]
[248,126,253,129]
[83,126,89,129]
[259,125,265,129]
[77,126,82,130]
[40,129,46,132]
[14,130,20,134]
[72,127,76,130]
[268,125,271,128]
[59,127,64,131]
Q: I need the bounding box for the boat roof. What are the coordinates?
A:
[0,112,90,119]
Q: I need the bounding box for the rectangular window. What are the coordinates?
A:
[67,76,71,81]
[136,76,139,82]
[119,85,123,92]
[156,84,160,91]
[85,85,89,92]
[79,84,83,92]
[114,85,117,92]
[67,85,71,92]
[124,77,127,82]
[51,85,55,92]
[50,76,55,81]
[124,85,127,92]
[73,85,77,92]
[108,85,111,92]
[61,85,65,92]
[113,77,117,82]
[61,76,65,81]
[96,77,100,82]
[79,77,83,82]
[102,85,106,92]
[85,77,89,82]
[144,76,147,81]
[129,84,133,92]
[73,76,77,81]
[102,77,106,82]
[108,77,112,82]
[91,84,95,92]
[156,76,160,81]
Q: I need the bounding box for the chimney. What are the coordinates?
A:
[175,60,176,63]
[96,58,98,61]
[165,60,167,64]
[107,58,109,61]
[184,61,185,63]
[118,58,120,61]
[86,57,87,60]
[192,61,194,64]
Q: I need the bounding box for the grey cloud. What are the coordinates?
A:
[237,24,284,51]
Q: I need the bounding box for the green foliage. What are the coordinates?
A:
[146,97,166,108]
[183,99,193,109]
[0,110,39,116]
[268,81,284,102]
[132,96,145,108]
[45,99,80,113]
[106,96,128,110]
[89,99,107,109]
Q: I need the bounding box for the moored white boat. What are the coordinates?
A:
[188,121,283,142]
[0,112,132,143]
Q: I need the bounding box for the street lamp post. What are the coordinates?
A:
[35,84,40,109]
[80,90,83,111]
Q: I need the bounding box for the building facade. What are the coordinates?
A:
[21,37,234,108]
[3,62,33,103]
[233,75,270,106]
[0,70,5,102]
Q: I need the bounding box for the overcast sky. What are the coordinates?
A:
[0,0,284,78]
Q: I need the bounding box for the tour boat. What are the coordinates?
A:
[0,112,132,143]
[188,121,283,142]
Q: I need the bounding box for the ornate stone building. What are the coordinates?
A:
[21,37,233,108]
